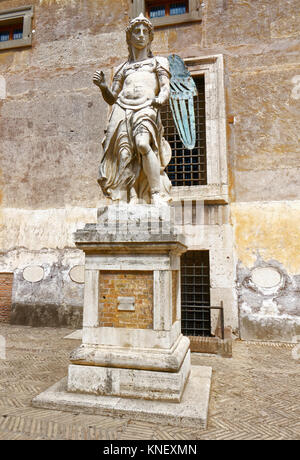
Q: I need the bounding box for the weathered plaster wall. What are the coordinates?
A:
[0,0,128,210]
[231,201,300,341]
[0,0,299,336]
[201,0,300,341]
[231,202,300,274]
[0,207,96,327]
[11,248,84,328]
[0,0,127,325]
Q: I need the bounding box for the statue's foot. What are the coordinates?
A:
[151,192,167,207]
[129,196,139,205]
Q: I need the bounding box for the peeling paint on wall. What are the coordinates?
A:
[237,256,300,342]
[231,201,300,275]
[232,201,300,341]
[9,247,85,328]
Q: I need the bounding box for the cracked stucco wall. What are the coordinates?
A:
[232,202,300,342]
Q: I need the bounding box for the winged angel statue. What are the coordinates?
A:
[93,14,197,205]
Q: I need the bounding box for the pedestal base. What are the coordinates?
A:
[32,365,212,429]
[68,350,190,402]
[69,333,190,372]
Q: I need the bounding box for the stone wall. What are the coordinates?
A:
[0,0,299,338]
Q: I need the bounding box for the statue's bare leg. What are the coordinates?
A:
[117,148,131,202]
[135,133,164,205]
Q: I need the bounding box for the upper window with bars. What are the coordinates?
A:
[131,0,201,28]
[161,75,207,187]
[146,1,188,19]
[0,21,23,42]
[0,6,33,51]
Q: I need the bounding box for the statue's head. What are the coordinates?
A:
[126,13,154,61]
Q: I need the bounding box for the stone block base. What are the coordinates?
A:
[69,334,190,372]
[189,336,232,358]
[32,365,212,429]
[67,350,191,402]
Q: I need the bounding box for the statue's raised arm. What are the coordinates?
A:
[93,69,122,106]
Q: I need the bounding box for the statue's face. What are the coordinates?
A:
[130,23,150,50]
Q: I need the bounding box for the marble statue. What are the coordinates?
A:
[93,14,172,206]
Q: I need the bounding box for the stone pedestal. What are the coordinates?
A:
[32,204,212,428]
[68,204,190,402]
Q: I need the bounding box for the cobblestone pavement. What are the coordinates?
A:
[0,324,299,440]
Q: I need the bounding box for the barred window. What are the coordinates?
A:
[161,75,207,187]
[0,6,33,51]
[0,21,23,42]
[146,1,188,19]
[132,1,201,29]
[181,250,211,337]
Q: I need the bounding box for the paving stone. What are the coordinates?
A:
[0,325,299,440]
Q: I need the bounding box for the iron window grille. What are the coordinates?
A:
[181,250,211,337]
[161,74,207,186]
[0,21,23,42]
[146,1,189,18]
[0,6,33,51]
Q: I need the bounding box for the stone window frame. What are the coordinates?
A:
[170,55,228,204]
[0,6,33,51]
[146,0,189,19]
[131,0,202,27]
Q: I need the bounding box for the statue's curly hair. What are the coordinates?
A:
[126,15,154,62]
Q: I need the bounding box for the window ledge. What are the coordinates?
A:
[171,184,229,204]
[0,37,31,50]
[151,11,202,28]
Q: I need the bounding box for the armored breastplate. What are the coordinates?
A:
[117,58,158,110]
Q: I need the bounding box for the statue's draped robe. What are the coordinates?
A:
[98,57,172,203]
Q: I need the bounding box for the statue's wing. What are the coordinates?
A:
[168,54,198,150]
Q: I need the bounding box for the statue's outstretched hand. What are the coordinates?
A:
[93,70,107,89]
